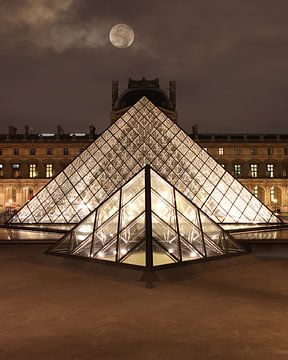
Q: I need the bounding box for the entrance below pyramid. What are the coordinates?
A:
[47,166,245,271]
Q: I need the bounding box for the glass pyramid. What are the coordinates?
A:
[8,97,280,225]
[47,166,244,267]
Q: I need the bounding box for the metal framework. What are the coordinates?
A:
[47,166,244,269]
[8,97,281,226]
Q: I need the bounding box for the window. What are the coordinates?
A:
[284,148,288,155]
[218,147,224,155]
[283,165,288,178]
[250,164,258,178]
[251,147,257,155]
[234,164,241,178]
[270,186,276,202]
[267,164,274,178]
[0,164,3,177]
[235,147,240,156]
[47,148,52,155]
[46,164,53,178]
[252,185,258,198]
[29,164,37,178]
[12,163,20,178]
[0,149,2,155]
[64,148,69,155]
[267,148,273,155]
[220,164,225,168]
[30,148,35,155]
[14,148,19,155]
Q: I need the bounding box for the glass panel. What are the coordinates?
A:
[152,213,180,260]
[51,233,71,253]
[177,213,204,255]
[151,170,174,205]
[180,237,203,261]
[96,191,120,227]
[120,191,145,230]
[94,238,117,262]
[118,213,145,260]
[199,212,225,249]
[92,213,119,256]
[72,234,93,257]
[152,240,177,266]
[151,191,176,230]
[74,213,95,242]
[122,171,145,206]
[122,241,146,266]
[175,191,199,225]
[203,235,224,257]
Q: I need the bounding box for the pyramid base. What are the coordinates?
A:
[40,253,256,287]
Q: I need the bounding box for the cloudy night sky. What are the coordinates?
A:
[1,0,288,135]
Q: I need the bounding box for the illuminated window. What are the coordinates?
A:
[251,147,257,155]
[12,163,20,178]
[252,185,258,198]
[14,148,19,155]
[270,186,275,202]
[234,164,241,177]
[218,147,224,155]
[64,148,69,155]
[250,164,258,178]
[221,164,225,168]
[30,148,36,155]
[29,164,37,178]
[267,164,274,178]
[0,163,3,177]
[267,148,273,155]
[46,164,53,178]
[47,148,52,155]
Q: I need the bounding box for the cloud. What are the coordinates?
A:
[0,0,110,51]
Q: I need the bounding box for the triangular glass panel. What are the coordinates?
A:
[152,239,178,266]
[121,240,146,266]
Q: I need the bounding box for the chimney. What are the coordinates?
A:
[112,81,118,110]
[192,124,198,136]
[57,125,64,136]
[89,125,96,138]
[169,81,176,110]
[8,126,17,137]
[24,125,31,136]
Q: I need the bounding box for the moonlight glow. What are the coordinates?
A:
[109,24,134,48]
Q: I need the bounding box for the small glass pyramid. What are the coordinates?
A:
[47,166,244,268]
[8,97,280,226]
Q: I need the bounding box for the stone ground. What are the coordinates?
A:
[0,245,288,360]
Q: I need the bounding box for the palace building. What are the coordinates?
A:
[0,79,287,220]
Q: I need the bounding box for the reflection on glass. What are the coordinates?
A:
[96,191,120,227]
[152,240,176,266]
[122,171,145,205]
[175,191,199,225]
[122,241,146,266]
[120,191,145,230]
[151,170,174,205]
[151,191,176,230]
[118,213,145,260]
[177,213,204,255]
[92,213,118,255]
[95,238,117,262]
[152,213,180,260]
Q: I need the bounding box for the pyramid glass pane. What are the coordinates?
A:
[152,213,180,260]
[179,237,203,261]
[121,241,146,266]
[152,240,177,266]
[92,213,119,256]
[9,99,280,226]
[118,213,145,261]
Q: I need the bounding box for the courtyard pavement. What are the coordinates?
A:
[0,245,288,359]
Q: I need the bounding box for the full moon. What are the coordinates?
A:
[109,24,134,48]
